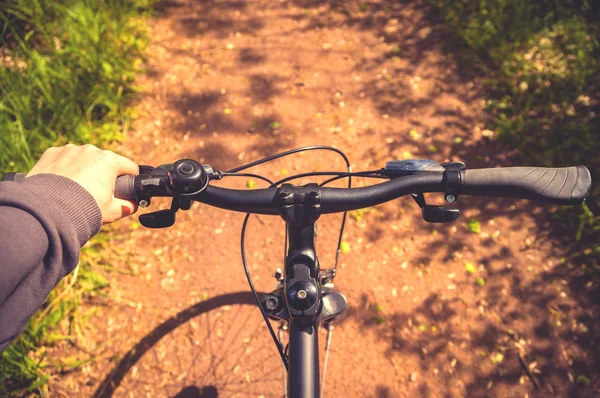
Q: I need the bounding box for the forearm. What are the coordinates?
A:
[0,175,102,352]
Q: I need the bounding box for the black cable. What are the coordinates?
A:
[241,213,289,370]
[318,172,389,274]
[219,172,275,186]
[272,170,383,186]
[320,172,388,187]
[228,146,354,273]
[233,146,355,371]
[226,145,351,174]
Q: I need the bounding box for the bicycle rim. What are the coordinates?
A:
[95,292,286,398]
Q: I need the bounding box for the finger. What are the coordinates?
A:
[112,153,139,176]
[103,198,137,224]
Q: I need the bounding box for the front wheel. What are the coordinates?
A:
[94,292,286,398]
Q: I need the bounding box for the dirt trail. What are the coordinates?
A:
[51,0,596,397]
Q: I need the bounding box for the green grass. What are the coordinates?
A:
[0,0,153,394]
[0,234,119,396]
[429,0,600,262]
[0,0,154,173]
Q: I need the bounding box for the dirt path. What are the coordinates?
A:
[50,0,597,397]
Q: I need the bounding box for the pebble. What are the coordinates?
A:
[409,372,418,382]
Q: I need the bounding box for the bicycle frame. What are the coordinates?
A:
[285,222,321,397]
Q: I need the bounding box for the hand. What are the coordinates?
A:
[27,144,139,224]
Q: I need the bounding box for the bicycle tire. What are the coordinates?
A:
[94,291,286,398]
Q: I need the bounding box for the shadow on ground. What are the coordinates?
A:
[100,0,599,396]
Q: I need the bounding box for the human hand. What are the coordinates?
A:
[27,144,139,224]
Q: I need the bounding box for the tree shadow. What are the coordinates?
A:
[93,292,262,398]
[117,0,599,396]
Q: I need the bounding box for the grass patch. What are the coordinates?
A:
[429,0,600,261]
[0,0,153,394]
[0,0,154,173]
[0,233,124,396]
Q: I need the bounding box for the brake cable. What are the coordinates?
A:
[225,146,382,375]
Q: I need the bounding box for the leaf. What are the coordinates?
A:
[491,352,504,364]
[270,121,281,129]
[465,262,477,274]
[223,108,232,114]
[418,324,426,332]
[401,150,413,159]
[340,241,351,254]
[577,375,590,385]
[453,137,463,144]
[246,179,256,189]
[476,277,486,286]
[428,144,437,152]
[466,218,481,234]
[374,305,383,312]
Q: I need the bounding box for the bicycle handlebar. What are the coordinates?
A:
[193,166,590,214]
[2,164,591,215]
[196,172,447,215]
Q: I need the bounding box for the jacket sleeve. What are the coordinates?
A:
[0,174,102,352]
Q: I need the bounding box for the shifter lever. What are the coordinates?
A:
[139,210,176,228]
[139,197,181,228]
[411,193,460,223]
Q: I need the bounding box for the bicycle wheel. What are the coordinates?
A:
[94,292,286,398]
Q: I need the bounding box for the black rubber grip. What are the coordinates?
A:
[462,166,591,205]
[1,172,26,182]
[115,175,136,201]
[2,172,137,201]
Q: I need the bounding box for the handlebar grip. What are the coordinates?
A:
[2,172,137,201]
[114,175,136,201]
[1,172,26,182]
[462,166,591,205]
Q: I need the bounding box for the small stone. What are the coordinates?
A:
[409,372,418,382]
[226,43,235,50]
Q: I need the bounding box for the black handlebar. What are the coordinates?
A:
[194,172,447,215]
[2,164,592,215]
[190,166,590,214]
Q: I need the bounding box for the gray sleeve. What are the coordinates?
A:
[0,174,102,352]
